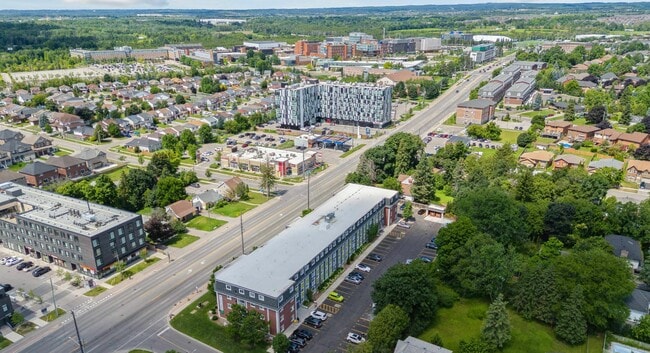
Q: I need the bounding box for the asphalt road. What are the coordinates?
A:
[6,55,512,353]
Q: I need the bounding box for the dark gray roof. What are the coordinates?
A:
[72,148,106,160]
[457,99,494,109]
[601,72,618,81]
[125,137,162,150]
[626,288,650,313]
[45,155,85,168]
[588,158,624,170]
[605,234,643,263]
[0,140,32,154]
[19,161,57,176]
[0,130,22,141]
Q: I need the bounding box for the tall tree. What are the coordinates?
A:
[481,294,511,349]
[153,176,187,207]
[367,304,409,353]
[511,259,560,324]
[555,286,588,345]
[638,250,650,286]
[198,124,214,144]
[411,157,436,204]
[259,164,277,198]
[272,334,291,353]
[564,101,576,121]
[147,150,180,176]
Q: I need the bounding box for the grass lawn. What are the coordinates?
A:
[83,286,107,297]
[0,337,11,349]
[170,292,268,353]
[8,162,26,172]
[212,202,256,218]
[128,350,152,353]
[54,148,72,156]
[246,192,272,205]
[102,166,128,182]
[15,322,37,335]
[137,207,153,216]
[470,147,498,158]
[537,137,557,144]
[106,258,160,286]
[520,109,556,118]
[419,298,603,353]
[277,140,294,149]
[435,189,454,205]
[186,216,227,231]
[165,233,200,248]
[499,129,521,144]
[340,144,366,158]
[40,308,66,322]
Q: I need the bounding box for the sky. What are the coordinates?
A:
[1,0,647,10]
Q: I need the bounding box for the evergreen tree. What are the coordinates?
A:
[411,157,436,204]
[532,93,543,111]
[555,286,588,345]
[515,169,535,202]
[639,250,650,286]
[481,294,511,349]
[394,141,412,176]
[564,101,576,121]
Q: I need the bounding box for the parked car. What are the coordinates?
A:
[1,283,13,292]
[355,263,371,272]
[425,241,438,249]
[290,337,307,348]
[328,291,345,302]
[349,271,365,280]
[419,256,433,263]
[287,342,301,353]
[418,209,426,215]
[345,276,361,285]
[32,266,51,277]
[0,257,8,265]
[405,259,414,265]
[16,261,33,271]
[310,310,328,321]
[346,332,366,344]
[5,257,22,266]
[304,316,323,328]
[291,328,313,340]
[397,220,411,229]
[366,253,383,262]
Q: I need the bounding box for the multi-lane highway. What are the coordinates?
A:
[7,55,511,353]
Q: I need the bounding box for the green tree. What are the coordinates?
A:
[511,258,560,325]
[555,286,588,345]
[458,338,493,353]
[107,123,121,137]
[113,260,126,279]
[516,131,534,148]
[125,104,142,116]
[532,93,543,111]
[175,94,186,105]
[139,248,149,262]
[367,304,409,353]
[564,101,576,121]
[632,315,650,343]
[117,168,157,211]
[514,169,535,202]
[93,125,106,143]
[198,124,214,144]
[639,250,650,286]
[226,304,247,341]
[371,261,438,335]
[411,157,436,204]
[260,164,277,198]
[153,176,187,207]
[436,217,480,279]
[481,294,511,350]
[147,150,180,176]
[382,177,402,193]
[10,312,25,326]
[138,154,145,165]
[272,333,291,353]
[86,174,118,206]
[402,201,413,220]
[240,309,269,347]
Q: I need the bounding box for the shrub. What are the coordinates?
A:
[438,286,460,308]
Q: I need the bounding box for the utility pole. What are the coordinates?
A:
[49,277,58,319]
[71,311,85,353]
[239,214,244,255]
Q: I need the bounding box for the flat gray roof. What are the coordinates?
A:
[216,184,396,298]
[0,182,140,237]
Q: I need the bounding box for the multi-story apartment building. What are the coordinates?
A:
[0,182,146,278]
[470,43,496,63]
[276,83,393,128]
[380,39,416,55]
[456,99,496,125]
[323,43,351,60]
[504,76,537,106]
[479,72,519,102]
[214,184,398,334]
[294,41,321,56]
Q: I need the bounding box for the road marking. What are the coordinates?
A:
[157,327,170,336]
[187,269,192,273]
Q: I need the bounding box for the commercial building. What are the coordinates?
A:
[70,46,170,61]
[0,287,13,326]
[442,31,473,42]
[214,184,399,334]
[294,40,321,56]
[0,182,146,278]
[456,99,496,125]
[470,43,495,63]
[540,41,593,53]
[415,38,442,52]
[380,39,416,55]
[220,146,318,177]
[276,83,392,128]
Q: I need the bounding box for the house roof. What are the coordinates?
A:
[125,138,162,150]
[19,161,57,176]
[596,128,622,139]
[385,70,417,83]
[605,234,643,263]
[568,125,600,133]
[627,159,650,173]
[72,148,106,160]
[588,158,624,170]
[166,199,195,219]
[0,170,26,184]
[520,150,554,162]
[194,189,223,204]
[0,130,22,141]
[457,99,495,109]
[394,336,452,353]
[554,154,585,165]
[601,72,618,81]
[0,140,32,154]
[626,287,650,314]
[617,132,649,144]
[545,120,573,128]
[20,135,49,146]
[45,155,85,168]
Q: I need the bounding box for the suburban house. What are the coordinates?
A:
[397,174,414,201]
[605,234,643,272]
[49,113,86,133]
[567,125,600,142]
[553,154,585,169]
[0,287,14,326]
[456,99,496,125]
[541,120,572,139]
[588,158,624,174]
[613,132,650,150]
[72,149,109,170]
[217,176,246,200]
[626,159,650,182]
[165,199,197,221]
[0,170,27,185]
[376,70,418,86]
[20,135,54,157]
[124,138,162,153]
[594,128,622,145]
[45,155,90,179]
[192,189,223,210]
[19,161,59,187]
[626,287,650,323]
[394,336,452,353]
[518,150,554,169]
[0,139,36,164]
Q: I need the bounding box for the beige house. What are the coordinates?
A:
[519,150,554,169]
[553,154,585,169]
[626,160,650,183]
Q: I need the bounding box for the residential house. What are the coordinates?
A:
[0,170,26,185]
[605,234,643,272]
[217,176,245,200]
[0,140,36,164]
[588,158,624,174]
[394,336,452,353]
[201,116,220,128]
[553,154,585,169]
[600,72,618,87]
[626,287,650,323]
[165,199,197,221]
[19,161,59,187]
[0,288,13,326]
[72,126,95,140]
[49,113,86,133]
[124,138,162,153]
[376,70,418,86]
[613,132,650,150]
[456,99,496,125]
[519,150,554,169]
[192,189,224,210]
[626,159,650,182]
[72,149,109,170]
[397,174,414,201]
[0,129,23,143]
[21,135,54,157]
[541,120,572,139]
[594,128,622,145]
[45,155,90,179]
[567,125,600,142]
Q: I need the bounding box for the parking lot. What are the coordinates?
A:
[297,213,443,353]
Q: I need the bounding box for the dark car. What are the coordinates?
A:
[16,261,33,271]
[419,256,433,263]
[417,209,426,215]
[290,337,307,348]
[32,266,51,277]
[425,241,438,249]
[367,253,383,262]
[292,328,313,340]
[1,283,13,292]
[287,342,301,353]
[304,316,323,328]
[349,271,365,280]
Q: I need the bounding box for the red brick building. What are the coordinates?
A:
[294,40,321,56]
[19,161,59,187]
[456,99,496,125]
[45,155,89,179]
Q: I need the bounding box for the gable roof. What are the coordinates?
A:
[605,234,643,263]
[617,132,649,144]
[520,150,554,162]
[20,134,50,146]
[0,130,23,141]
[45,155,85,168]
[194,189,223,204]
[545,120,572,128]
[588,158,624,170]
[72,148,106,160]
[568,125,600,133]
[394,336,452,353]
[626,288,650,314]
[627,159,650,173]
[224,176,244,192]
[19,161,57,176]
[0,170,26,184]
[554,154,585,165]
[0,140,32,154]
[457,99,494,109]
[165,199,195,219]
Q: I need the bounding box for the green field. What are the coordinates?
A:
[419,298,603,353]
[277,140,294,149]
[213,202,256,218]
[521,109,556,118]
[102,166,129,182]
[170,292,268,353]
[435,189,454,206]
[40,308,66,322]
[470,147,498,158]
[340,144,366,158]
[165,233,200,248]
[137,207,153,216]
[8,162,26,171]
[106,258,160,286]
[246,192,272,205]
[186,216,227,231]
[0,337,11,349]
[54,148,72,156]
[83,286,107,297]
[499,129,521,144]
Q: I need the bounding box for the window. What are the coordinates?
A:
[239,289,244,295]
[227,296,232,300]
[97,258,102,266]
[92,239,99,247]
[258,295,265,301]
[249,291,255,298]
[225,285,231,291]
[227,303,232,309]
[278,295,283,302]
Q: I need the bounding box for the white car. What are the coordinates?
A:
[0,257,9,265]
[310,310,328,321]
[355,263,371,272]
[397,220,411,229]
[346,332,366,344]
[5,257,22,266]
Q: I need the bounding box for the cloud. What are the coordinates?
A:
[62,0,169,7]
